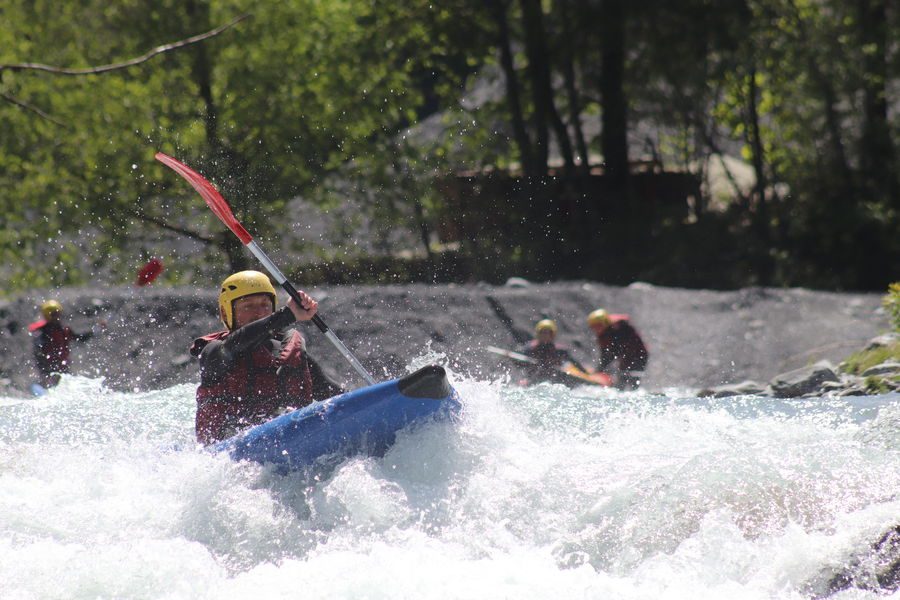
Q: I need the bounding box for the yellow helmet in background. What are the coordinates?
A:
[40,300,63,319]
[535,319,558,335]
[218,271,276,330]
[587,309,611,327]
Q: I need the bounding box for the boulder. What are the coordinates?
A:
[703,380,766,398]
[823,524,900,595]
[504,277,531,288]
[861,361,900,377]
[820,380,848,393]
[837,386,870,397]
[865,332,899,351]
[769,360,839,398]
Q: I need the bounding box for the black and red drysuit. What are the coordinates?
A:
[594,314,648,387]
[29,319,93,386]
[190,306,343,445]
[520,340,585,384]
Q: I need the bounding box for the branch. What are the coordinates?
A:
[0,14,249,76]
[0,91,68,126]
[127,208,216,244]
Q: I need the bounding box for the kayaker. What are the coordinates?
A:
[190,270,344,445]
[587,308,648,390]
[519,319,587,385]
[28,300,99,389]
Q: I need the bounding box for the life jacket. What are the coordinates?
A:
[29,320,73,373]
[595,314,648,372]
[523,340,567,369]
[521,340,577,383]
[194,329,313,445]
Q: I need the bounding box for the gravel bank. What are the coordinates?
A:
[0,281,889,396]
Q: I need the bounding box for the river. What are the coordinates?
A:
[1,367,898,599]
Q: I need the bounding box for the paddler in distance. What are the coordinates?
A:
[587,308,648,390]
[190,270,343,445]
[519,319,588,385]
[29,299,104,390]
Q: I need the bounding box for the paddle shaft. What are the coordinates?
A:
[486,345,538,364]
[154,152,376,386]
[488,345,605,384]
[246,240,376,386]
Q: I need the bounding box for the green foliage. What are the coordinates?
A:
[0,0,492,291]
[840,341,900,375]
[863,375,896,395]
[1,0,899,291]
[884,283,900,332]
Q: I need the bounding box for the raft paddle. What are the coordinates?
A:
[155,151,376,386]
[486,345,612,387]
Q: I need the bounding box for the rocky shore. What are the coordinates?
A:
[0,280,892,397]
[698,332,900,398]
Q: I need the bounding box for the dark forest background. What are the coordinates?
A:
[1,0,898,292]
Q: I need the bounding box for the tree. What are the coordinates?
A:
[0,0,491,288]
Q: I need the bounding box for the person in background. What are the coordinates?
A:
[519,319,587,385]
[587,308,648,390]
[190,270,344,445]
[28,300,97,389]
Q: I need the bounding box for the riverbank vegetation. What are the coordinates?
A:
[839,284,900,393]
[2,0,898,292]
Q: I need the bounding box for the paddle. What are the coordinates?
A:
[155,151,376,386]
[486,345,540,365]
[484,295,532,344]
[486,345,612,387]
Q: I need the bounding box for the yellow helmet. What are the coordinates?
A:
[40,299,63,319]
[535,319,557,335]
[587,309,611,327]
[218,271,276,329]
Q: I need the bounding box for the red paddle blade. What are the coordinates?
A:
[136,258,164,286]
[155,152,253,245]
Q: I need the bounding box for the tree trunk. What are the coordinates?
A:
[746,66,773,285]
[489,0,535,176]
[788,0,854,197]
[222,230,249,272]
[599,0,629,197]
[560,0,590,173]
[746,68,767,212]
[185,0,219,153]
[857,0,898,205]
[519,0,551,174]
[519,0,575,175]
[413,198,435,277]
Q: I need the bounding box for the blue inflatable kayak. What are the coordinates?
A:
[213,365,461,472]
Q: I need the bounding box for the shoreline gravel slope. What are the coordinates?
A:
[0,281,889,395]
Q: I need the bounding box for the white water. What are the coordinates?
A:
[1,373,899,599]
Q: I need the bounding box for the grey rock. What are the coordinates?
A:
[822,524,900,595]
[865,332,899,351]
[861,362,900,377]
[504,277,531,288]
[820,380,849,394]
[709,380,766,398]
[837,386,870,397]
[770,360,840,398]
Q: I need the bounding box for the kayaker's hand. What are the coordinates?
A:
[287,291,318,321]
